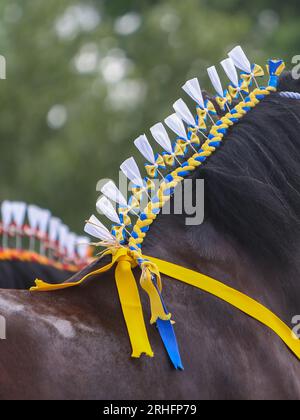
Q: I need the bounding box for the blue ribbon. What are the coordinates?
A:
[156,319,184,370]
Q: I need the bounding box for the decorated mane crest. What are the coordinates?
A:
[32,47,300,371]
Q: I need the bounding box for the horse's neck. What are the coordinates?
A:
[142,216,300,322]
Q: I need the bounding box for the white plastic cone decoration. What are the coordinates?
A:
[134,134,156,165]
[11,202,27,249]
[150,123,173,154]
[76,236,90,260]
[165,113,187,140]
[84,215,116,243]
[12,202,27,229]
[28,205,41,232]
[58,224,69,254]
[96,196,121,225]
[48,217,61,243]
[228,46,251,74]
[38,209,51,238]
[182,78,204,108]
[173,99,196,127]
[120,157,144,188]
[1,201,13,231]
[221,58,239,87]
[66,232,76,260]
[1,201,13,248]
[101,181,128,208]
[207,66,224,97]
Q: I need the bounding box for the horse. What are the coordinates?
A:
[0,258,76,289]
[0,72,300,400]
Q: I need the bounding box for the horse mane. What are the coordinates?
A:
[190,71,300,266]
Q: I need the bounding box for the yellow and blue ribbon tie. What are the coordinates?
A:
[216,90,232,112]
[145,154,166,178]
[132,178,156,201]
[197,100,217,121]
[229,80,249,99]
[195,114,207,130]
[241,63,265,86]
[267,59,286,89]
[162,142,185,167]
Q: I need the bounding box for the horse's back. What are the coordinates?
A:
[0,277,299,400]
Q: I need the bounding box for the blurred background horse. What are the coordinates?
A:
[0,201,90,289]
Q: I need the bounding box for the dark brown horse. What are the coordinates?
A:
[0,73,300,400]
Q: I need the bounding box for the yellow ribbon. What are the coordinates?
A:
[145,255,300,360]
[115,254,154,357]
[31,249,300,362]
[31,248,154,358]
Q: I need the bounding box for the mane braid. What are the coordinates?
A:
[127,81,281,266]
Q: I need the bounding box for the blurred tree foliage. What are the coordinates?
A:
[0,0,299,231]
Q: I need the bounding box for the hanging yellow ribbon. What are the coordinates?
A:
[145,255,300,360]
[115,254,154,357]
[31,248,153,358]
[31,249,300,362]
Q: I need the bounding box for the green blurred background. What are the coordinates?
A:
[0,0,299,232]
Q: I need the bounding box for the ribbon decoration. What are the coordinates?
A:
[216,91,232,112]
[132,179,155,202]
[145,154,166,178]
[241,64,265,85]
[162,143,185,167]
[31,248,300,367]
[267,60,286,89]
[229,80,249,99]
[196,100,217,121]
